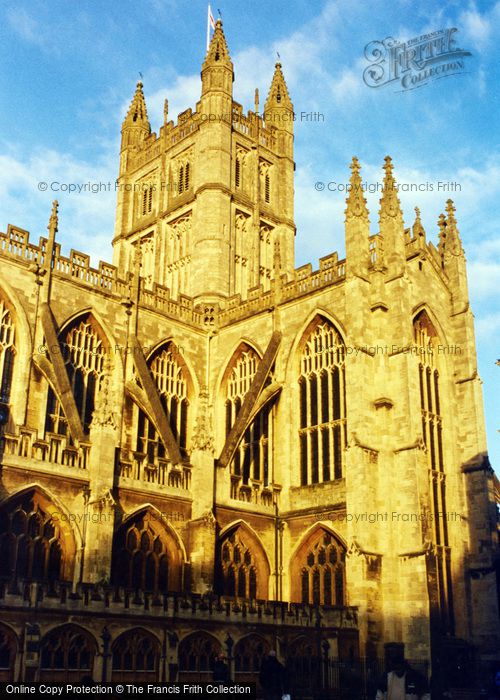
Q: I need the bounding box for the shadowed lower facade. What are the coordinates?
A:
[0,19,498,690]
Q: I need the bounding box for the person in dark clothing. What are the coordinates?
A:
[213,654,230,684]
[259,650,288,700]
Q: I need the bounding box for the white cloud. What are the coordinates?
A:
[0,146,117,267]
[6,8,46,48]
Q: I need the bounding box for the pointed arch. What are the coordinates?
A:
[284,309,347,379]
[412,309,454,635]
[0,283,32,427]
[132,340,194,462]
[218,341,273,488]
[0,623,18,681]
[234,633,270,674]
[43,310,115,436]
[289,524,347,605]
[216,338,264,396]
[40,623,97,682]
[0,485,78,582]
[112,504,185,592]
[292,313,347,485]
[411,304,449,349]
[111,628,161,682]
[178,631,222,682]
[216,521,270,599]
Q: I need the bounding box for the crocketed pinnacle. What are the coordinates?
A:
[123,81,150,129]
[444,199,464,255]
[345,157,369,220]
[379,156,403,220]
[412,206,425,238]
[265,62,293,111]
[203,19,232,68]
[47,200,58,240]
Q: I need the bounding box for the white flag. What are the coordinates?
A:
[207,4,216,51]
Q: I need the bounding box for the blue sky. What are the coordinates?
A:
[0,0,499,472]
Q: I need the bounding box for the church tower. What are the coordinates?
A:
[112,20,296,304]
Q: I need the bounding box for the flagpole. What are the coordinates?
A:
[206,4,211,51]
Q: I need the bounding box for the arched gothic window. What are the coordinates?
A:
[298,320,346,485]
[111,514,170,593]
[0,625,17,681]
[0,296,15,407]
[288,637,320,693]
[178,633,221,679]
[234,635,270,673]
[414,310,454,635]
[40,625,96,682]
[135,344,189,462]
[225,347,272,485]
[112,630,160,682]
[0,491,65,583]
[45,316,107,435]
[293,530,345,606]
[219,530,258,599]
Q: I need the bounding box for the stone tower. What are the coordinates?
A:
[113,20,295,305]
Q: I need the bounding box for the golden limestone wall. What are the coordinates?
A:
[0,21,498,684]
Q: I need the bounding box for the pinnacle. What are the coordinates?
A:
[345,156,368,220]
[47,200,59,238]
[124,81,150,127]
[379,156,402,220]
[265,61,293,111]
[204,18,232,66]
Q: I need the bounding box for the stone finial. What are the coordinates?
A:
[47,200,59,240]
[345,156,369,220]
[412,206,425,240]
[379,156,403,220]
[163,98,169,125]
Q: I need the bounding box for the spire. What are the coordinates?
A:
[123,81,150,130]
[379,156,403,222]
[203,19,232,69]
[264,62,293,113]
[345,157,369,221]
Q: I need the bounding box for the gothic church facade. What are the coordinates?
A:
[0,20,498,686]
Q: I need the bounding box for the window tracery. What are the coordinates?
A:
[298,321,346,484]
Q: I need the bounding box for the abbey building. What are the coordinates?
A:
[0,20,498,690]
